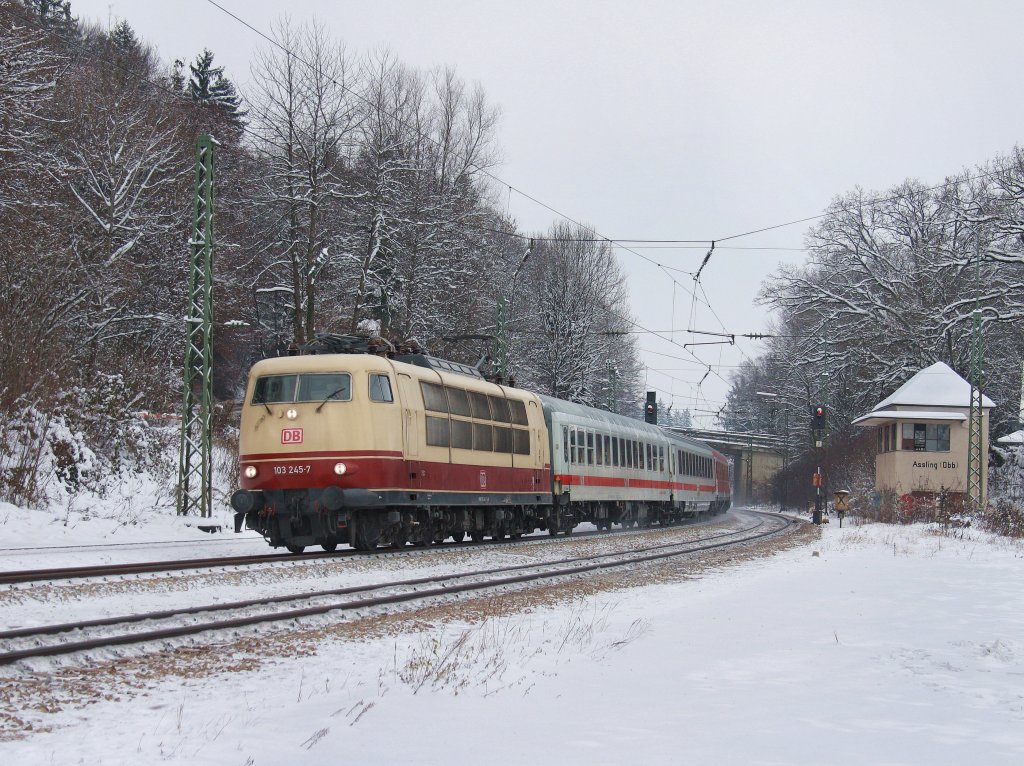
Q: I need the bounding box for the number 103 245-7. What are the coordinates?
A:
[273,465,312,475]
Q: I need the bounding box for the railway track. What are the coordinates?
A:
[0,512,731,586]
[0,511,795,667]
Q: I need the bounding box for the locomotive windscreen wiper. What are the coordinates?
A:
[316,387,348,412]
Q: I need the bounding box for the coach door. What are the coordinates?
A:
[396,373,419,458]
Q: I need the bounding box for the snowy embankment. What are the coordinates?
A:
[2,518,1023,765]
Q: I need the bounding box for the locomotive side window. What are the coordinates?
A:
[451,418,473,449]
[368,374,393,402]
[447,387,472,417]
[425,415,450,447]
[512,428,530,455]
[509,399,529,425]
[421,382,448,413]
[253,374,299,404]
[474,423,493,451]
[493,426,513,453]
[469,392,491,420]
[489,396,511,423]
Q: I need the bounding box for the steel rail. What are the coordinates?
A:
[0,512,794,666]
[0,513,730,585]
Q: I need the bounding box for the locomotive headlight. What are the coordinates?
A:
[244,465,258,479]
[286,408,298,420]
[333,462,347,476]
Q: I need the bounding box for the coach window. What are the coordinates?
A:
[596,433,604,465]
[451,418,473,450]
[563,426,570,461]
[469,391,491,420]
[421,382,448,413]
[569,429,578,464]
[368,374,393,402]
[474,422,493,452]
[509,399,529,425]
[611,436,619,467]
[425,416,450,447]
[489,395,511,423]
[513,428,531,455]
[659,446,665,472]
[447,387,472,417]
[493,426,513,453]
[587,431,595,465]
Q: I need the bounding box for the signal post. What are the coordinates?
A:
[812,405,825,525]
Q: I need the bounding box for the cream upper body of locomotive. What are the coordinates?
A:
[238,353,550,483]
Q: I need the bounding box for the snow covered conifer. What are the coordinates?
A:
[188,48,247,129]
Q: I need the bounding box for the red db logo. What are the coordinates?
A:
[281,428,303,445]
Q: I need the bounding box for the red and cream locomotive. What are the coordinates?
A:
[230,336,732,552]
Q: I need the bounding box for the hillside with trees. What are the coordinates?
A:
[0,1,643,509]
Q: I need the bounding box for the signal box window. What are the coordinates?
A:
[902,423,950,452]
[369,374,393,402]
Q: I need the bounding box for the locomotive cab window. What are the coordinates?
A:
[298,373,352,403]
[252,374,298,404]
[368,374,393,402]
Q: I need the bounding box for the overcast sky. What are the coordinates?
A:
[72,0,1024,426]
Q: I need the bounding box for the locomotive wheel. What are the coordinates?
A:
[391,529,408,549]
[450,530,466,543]
[471,530,485,543]
[352,516,382,551]
[321,541,338,552]
[286,543,306,554]
[548,528,558,536]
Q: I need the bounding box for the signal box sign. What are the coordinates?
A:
[281,428,304,445]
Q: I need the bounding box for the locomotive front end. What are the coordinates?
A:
[231,354,403,553]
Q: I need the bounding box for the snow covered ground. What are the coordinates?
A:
[1,513,1023,765]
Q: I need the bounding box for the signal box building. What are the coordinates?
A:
[852,362,994,507]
